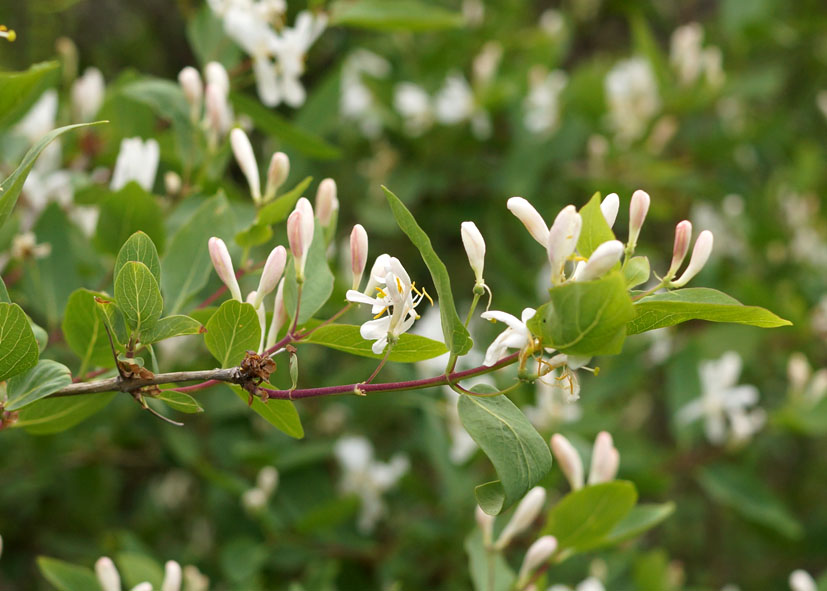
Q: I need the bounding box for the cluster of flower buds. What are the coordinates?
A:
[178,62,234,150]
[241,466,279,513]
[96,556,182,591]
[664,220,714,288]
[229,128,291,206]
[550,431,620,491]
[208,237,287,352]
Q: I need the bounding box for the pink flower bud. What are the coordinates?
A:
[518,535,558,582]
[264,151,290,201]
[671,230,713,287]
[205,83,231,137]
[475,504,495,546]
[495,486,546,549]
[600,192,619,228]
[288,198,315,280]
[231,128,261,203]
[550,433,584,491]
[668,220,692,277]
[208,237,242,302]
[315,178,339,227]
[204,61,229,94]
[507,196,549,246]
[460,221,486,286]
[350,224,369,290]
[266,279,288,349]
[161,560,182,591]
[95,557,121,591]
[178,66,203,121]
[547,205,582,285]
[628,189,650,250]
[587,431,620,485]
[573,239,623,282]
[254,245,287,307]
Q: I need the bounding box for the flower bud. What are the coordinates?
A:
[95,557,121,591]
[256,466,279,496]
[350,224,369,290]
[315,178,339,227]
[264,151,290,201]
[204,61,230,94]
[132,583,153,591]
[507,197,549,246]
[550,433,584,490]
[208,237,242,302]
[161,560,183,591]
[242,487,268,512]
[587,431,620,485]
[164,171,182,196]
[183,566,210,591]
[266,278,288,349]
[600,192,619,228]
[573,239,623,282]
[231,128,261,203]
[71,67,105,122]
[627,189,650,250]
[461,221,486,287]
[475,504,495,546]
[178,66,203,122]
[288,198,315,281]
[670,230,713,287]
[205,83,231,138]
[787,353,811,392]
[547,205,582,285]
[668,220,692,277]
[254,246,287,307]
[494,486,546,549]
[518,535,558,582]
[789,570,817,591]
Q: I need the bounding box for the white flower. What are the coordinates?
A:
[334,436,409,533]
[480,308,536,366]
[604,57,660,144]
[315,178,338,227]
[434,72,491,139]
[677,351,765,445]
[96,556,181,591]
[346,256,431,354]
[394,82,434,136]
[670,22,725,88]
[789,569,817,591]
[264,151,290,201]
[15,89,58,144]
[110,137,160,192]
[341,50,391,138]
[523,67,567,136]
[524,376,582,431]
[230,127,262,202]
[787,352,827,405]
[71,67,105,122]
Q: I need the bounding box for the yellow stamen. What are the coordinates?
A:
[411,284,434,306]
[373,307,389,319]
[395,276,403,292]
[0,26,16,42]
[375,286,387,297]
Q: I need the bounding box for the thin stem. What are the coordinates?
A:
[364,346,393,384]
[290,283,303,336]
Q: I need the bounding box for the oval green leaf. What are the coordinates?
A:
[15,393,116,434]
[140,314,203,345]
[37,556,102,591]
[204,300,261,368]
[114,261,164,334]
[302,323,448,362]
[0,302,39,382]
[6,359,72,411]
[115,231,161,285]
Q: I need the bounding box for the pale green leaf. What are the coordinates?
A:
[257,176,313,226]
[95,182,166,255]
[330,0,464,31]
[458,385,553,515]
[587,502,675,550]
[0,302,39,382]
[623,256,651,289]
[6,359,72,411]
[114,262,164,334]
[231,385,304,438]
[140,315,203,345]
[465,530,516,591]
[0,61,60,129]
[577,192,616,258]
[204,300,261,368]
[115,231,161,285]
[115,552,164,590]
[37,557,102,591]
[15,393,115,434]
[302,323,448,362]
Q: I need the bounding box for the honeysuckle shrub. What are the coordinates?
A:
[1,1,827,590]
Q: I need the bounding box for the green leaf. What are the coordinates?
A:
[590,502,675,549]
[156,390,204,414]
[231,385,304,438]
[63,290,115,370]
[115,231,162,285]
[162,193,235,314]
[15,393,115,434]
[0,302,39,382]
[6,360,72,411]
[187,4,242,66]
[95,296,129,352]
[623,256,651,289]
[302,324,448,362]
[627,288,792,334]
[257,176,313,225]
[205,300,261,368]
[330,0,464,31]
[115,552,164,590]
[383,186,472,356]
[95,182,166,255]
[458,385,554,515]
[140,315,203,345]
[114,262,164,333]
[528,271,634,356]
[464,530,516,591]
[542,481,638,552]
[37,556,102,591]
[577,192,616,258]
[284,220,335,325]
[0,61,59,129]
[697,464,803,539]
[231,92,341,160]
[0,277,9,303]
[234,223,273,249]
[0,121,105,230]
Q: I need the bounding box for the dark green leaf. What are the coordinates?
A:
[95,182,166,255]
[590,502,675,549]
[204,300,260,368]
[330,0,464,31]
[37,556,102,591]
[114,261,164,333]
[302,323,448,362]
[115,231,161,285]
[458,385,553,515]
[6,360,72,411]
[0,302,39,382]
[231,385,304,438]
[62,290,114,370]
[16,393,115,434]
[383,186,472,356]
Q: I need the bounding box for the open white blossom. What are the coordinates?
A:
[604,57,660,144]
[394,82,434,137]
[670,22,724,87]
[523,66,567,135]
[346,255,431,354]
[334,435,409,533]
[71,67,105,122]
[677,351,765,445]
[341,50,391,138]
[524,376,582,431]
[110,137,160,192]
[480,308,536,366]
[434,72,491,139]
